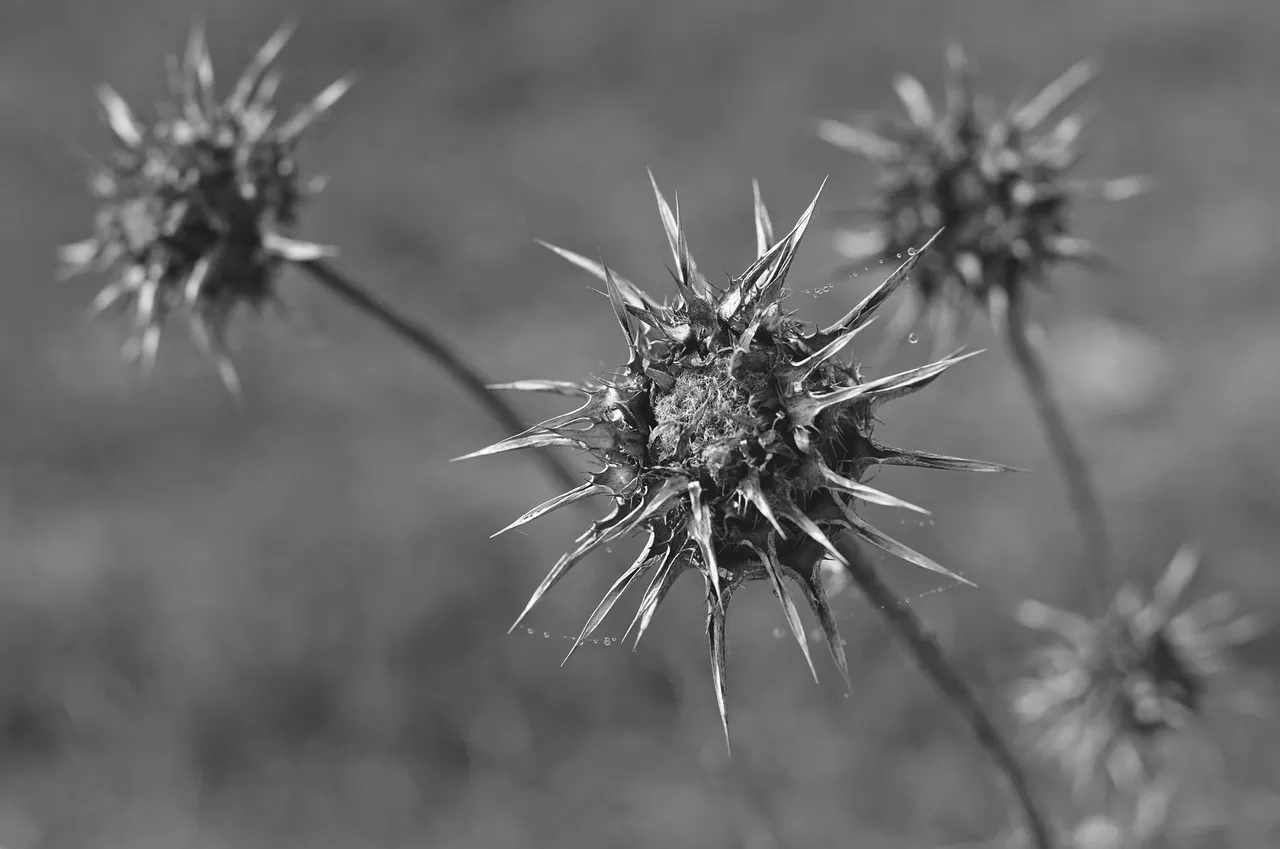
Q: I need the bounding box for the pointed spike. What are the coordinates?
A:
[262,231,338,262]
[646,170,703,297]
[822,229,943,336]
[599,254,643,367]
[738,472,785,538]
[817,459,929,514]
[1015,598,1094,646]
[491,482,604,538]
[834,500,975,587]
[1045,235,1110,270]
[782,556,851,688]
[751,179,774,258]
[749,537,818,683]
[563,532,657,665]
[892,73,936,127]
[1013,59,1096,131]
[487,379,589,396]
[95,85,145,149]
[777,501,846,565]
[1151,544,1201,617]
[735,178,826,314]
[816,119,900,160]
[872,444,1023,473]
[624,549,685,648]
[278,74,356,141]
[533,239,661,312]
[943,42,973,120]
[1067,176,1151,203]
[452,431,582,462]
[228,18,298,112]
[786,321,872,383]
[508,521,620,634]
[190,310,244,401]
[687,482,724,611]
[706,587,732,754]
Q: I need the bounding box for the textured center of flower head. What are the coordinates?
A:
[648,357,765,470]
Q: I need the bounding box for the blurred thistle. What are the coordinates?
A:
[819,46,1146,599]
[1013,545,1268,811]
[59,20,352,393]
[58,20,580,492]
[462,174,1054,848]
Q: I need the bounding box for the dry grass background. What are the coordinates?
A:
[1,0,1278,846]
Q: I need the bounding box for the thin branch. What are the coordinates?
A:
[1001,289,1112,606]
[298,258,582,493]
[835,534,1055,849]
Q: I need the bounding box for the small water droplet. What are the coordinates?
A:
[543,632,550,638]
[907,247,917,256]
[592,639,599,644]
[907,332,919,344]
[527,628,535,635]
[602,637,611,646]
[896,253,902,259]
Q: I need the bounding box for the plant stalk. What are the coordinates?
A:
[836,534,1055,849]
[299,258,581,493]
[1001,289,1112,605]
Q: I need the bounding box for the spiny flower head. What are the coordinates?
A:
[819,46,1145,354]
[1013,545,1268,798]
[461,174,1016,748]
[59,21,353,393]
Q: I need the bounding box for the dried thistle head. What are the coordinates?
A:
[59,21,353,393]
[819,45,1146,356]
[1013,545,1268,799]
[461,174,1016,748]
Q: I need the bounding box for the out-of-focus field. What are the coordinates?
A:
[1,0,1278,846]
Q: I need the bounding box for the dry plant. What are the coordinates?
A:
[50,21,1270,849]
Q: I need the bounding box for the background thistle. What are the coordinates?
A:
[819,45,1146,360]
[1013,544,1268,820]
[820,45,1146,601]
[59,21,352,393]
[57,20,581,492]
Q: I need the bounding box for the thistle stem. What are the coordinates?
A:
[836,535,1055,849]
[298,258,581,493]
[1001,290,1112,605]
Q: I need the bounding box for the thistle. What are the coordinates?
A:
[58,21,582,493]
[819,46,1145,598]
[58,21,352,393]
[1013,545,1268,802]
[819,45,1146,358]
[462,173,1019,741]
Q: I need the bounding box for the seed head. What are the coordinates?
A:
[461,174,1017,748]
[819,46,1146,354]
[1013,545,1268,798]
[58,21,353,393]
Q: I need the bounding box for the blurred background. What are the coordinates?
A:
[1,0,1279,846]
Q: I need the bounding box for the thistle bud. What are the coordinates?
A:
[820,47,1146,354]
[59,22,353,393]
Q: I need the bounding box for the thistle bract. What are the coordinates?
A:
[1013,545,1268,797]
[59,22,352,393]
[820,46,1146,353]
[462,175,1016,747]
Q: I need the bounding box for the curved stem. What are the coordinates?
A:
[836,535,1055,849]
[298,258,581,493]
[1002,291,1112,605]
